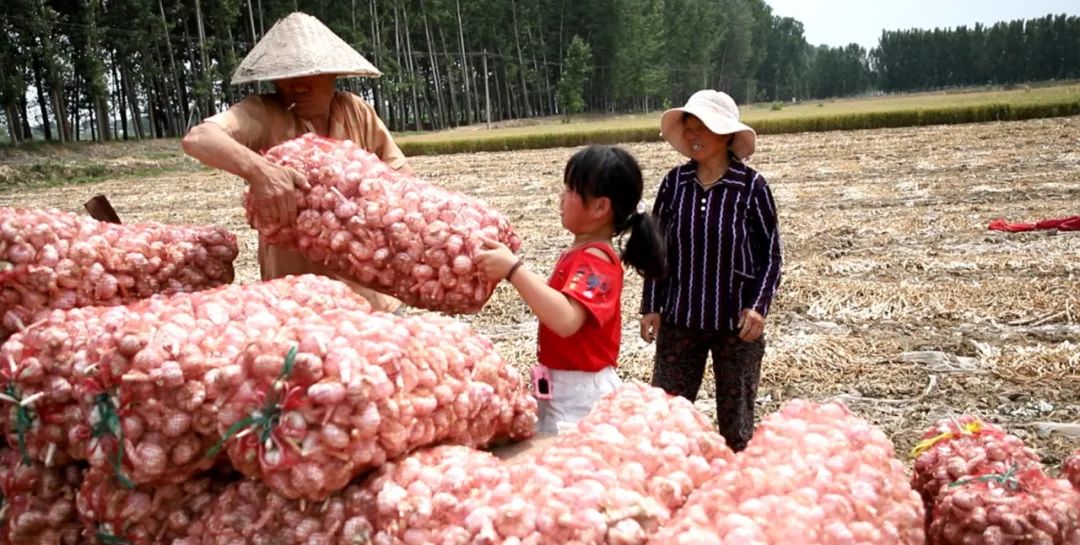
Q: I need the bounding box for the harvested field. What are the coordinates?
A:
[1,116,1078,466]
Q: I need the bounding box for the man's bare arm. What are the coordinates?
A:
[181,122,306,225]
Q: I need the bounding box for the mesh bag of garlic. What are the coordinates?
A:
[910,416,1042,509]
[929,465,1080,545]
[0,276,369,481]
[0,207,238,341]
[648,400,926,545]
[248,134,521,314]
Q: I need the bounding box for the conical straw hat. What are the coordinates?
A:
[232,12,381,84]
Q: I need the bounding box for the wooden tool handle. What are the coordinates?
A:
[84,194,122,224]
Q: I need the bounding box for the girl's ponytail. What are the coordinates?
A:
[620,211,667,280]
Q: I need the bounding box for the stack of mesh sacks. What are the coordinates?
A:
[0,274,536,543]
[648,400,926,545]
[0,206,238,341]
[248,134,521,314]
[910,417,1080,544]
[174,383,733,545]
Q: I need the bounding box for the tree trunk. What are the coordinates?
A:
[159,0,185,134]
[90,93,98,141]
[111,51,129,139]
[455,0,472,124]
[247,0,259,46]
[491,54,502,121]
[122,65,146,139]
[392,4,404,130]
[482,50,491,128]
[473,53,483,124]
[525,21,545,116]
[148,84,160,139]
[4,104,21,144]
[498,60,511,120]
[96,94,110,141]
[16,97,30,140]
[558,0,566,63]
[421,2,446,129]
[368,0,385,121]
[85,0,109,140]
[153,78,167,137]
[438,25,459,126]
[31,56,52,140]
[509,0,532,117]
[74,77,82,141]
[194,0,214,116]
[536,11,554,116]
[183,17,200,126]
[148,48,175,137]
[405,7,430,130]
[51,85,71,142]
[223,26,238,105]
[399,5,422,131]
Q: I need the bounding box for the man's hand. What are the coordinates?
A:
[738,308,765,342]
[640,313,661,343]
[249,162,309,226]
[475,237,519,282]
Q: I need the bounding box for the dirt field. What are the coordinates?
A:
[2,116,1077,468]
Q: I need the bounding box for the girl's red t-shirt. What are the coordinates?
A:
[537,242,623,373]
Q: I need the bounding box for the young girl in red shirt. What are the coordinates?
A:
[476,145,666,434]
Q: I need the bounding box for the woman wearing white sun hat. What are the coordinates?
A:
[639,89,783,451]
[182,12,406,312]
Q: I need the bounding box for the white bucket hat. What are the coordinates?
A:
[232,12,382,84]
[660,90,756,160]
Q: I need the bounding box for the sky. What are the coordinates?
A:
[765,0,1080,50]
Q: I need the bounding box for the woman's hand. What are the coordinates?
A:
[738,308,765,342]
[640,313,661,343]
[475,237,519,282]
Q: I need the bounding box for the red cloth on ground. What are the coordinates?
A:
[988,216,1080,232]
[1035,216,1080,231]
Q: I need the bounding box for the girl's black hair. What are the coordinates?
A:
[564,145,667,280]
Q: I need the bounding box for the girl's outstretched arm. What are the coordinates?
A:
[475,238,587,337]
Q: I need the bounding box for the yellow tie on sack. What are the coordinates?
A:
[910,419,984,458]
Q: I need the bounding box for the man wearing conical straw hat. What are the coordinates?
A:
[183,12,406,312]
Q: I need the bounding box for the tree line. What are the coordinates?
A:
[1,1,1077,143]
[874,15,1080,92]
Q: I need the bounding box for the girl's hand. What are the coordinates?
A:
[475,237,520,282]
[738,309,765,342]
[640,313,661,343]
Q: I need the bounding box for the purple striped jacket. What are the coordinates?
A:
[641,158,782,332]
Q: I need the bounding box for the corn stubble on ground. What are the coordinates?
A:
[2,116,1078,464]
